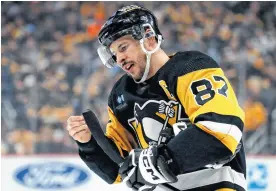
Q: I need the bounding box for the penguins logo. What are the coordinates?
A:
[128,100,187,148]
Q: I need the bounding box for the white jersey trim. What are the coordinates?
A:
[197,121,242,143]
[167,166,246,190]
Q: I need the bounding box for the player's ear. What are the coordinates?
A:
[143,29,157,51]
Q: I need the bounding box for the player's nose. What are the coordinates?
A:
[117,52,127,66]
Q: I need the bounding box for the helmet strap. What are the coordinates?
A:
[134,34,162,84]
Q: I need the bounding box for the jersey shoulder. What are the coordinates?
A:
[157,51,220,90]
[163,51,220,77]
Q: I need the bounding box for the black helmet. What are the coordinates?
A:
[98,5,162,47]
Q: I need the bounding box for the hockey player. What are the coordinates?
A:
[66,5,247,191]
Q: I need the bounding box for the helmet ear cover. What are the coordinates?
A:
[132,25,144,40]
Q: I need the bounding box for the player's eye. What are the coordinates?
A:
[119,45,128,53]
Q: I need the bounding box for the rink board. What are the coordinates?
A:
[1,155,276,191]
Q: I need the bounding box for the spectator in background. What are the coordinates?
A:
[5,128,36,155]
[243,76,267,134]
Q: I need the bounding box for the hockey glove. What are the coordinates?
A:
[119,145,177,191]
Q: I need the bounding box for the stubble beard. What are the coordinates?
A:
[132,54,147,80]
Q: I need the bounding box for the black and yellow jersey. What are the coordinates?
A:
[78,51,246,191]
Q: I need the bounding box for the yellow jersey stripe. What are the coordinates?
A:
[197,121,242,144]
[106,107,135,156]
[196,123,239,154]
[113,174,122,184]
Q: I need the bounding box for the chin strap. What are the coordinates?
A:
[134,34,163,84]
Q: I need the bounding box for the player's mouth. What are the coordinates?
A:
[123,62,134,72]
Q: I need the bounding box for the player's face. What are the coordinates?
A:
[110,35,146,80]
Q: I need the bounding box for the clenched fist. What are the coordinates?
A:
[66,116,91,143]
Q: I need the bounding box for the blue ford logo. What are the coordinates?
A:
[14,162,90,189]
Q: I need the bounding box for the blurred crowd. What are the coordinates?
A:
[1,1,276,155]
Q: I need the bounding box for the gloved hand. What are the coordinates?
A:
[119,145,178,191]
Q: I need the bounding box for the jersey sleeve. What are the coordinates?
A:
[177,67,244,154]
[78,102,136,184]
[77,136,121,184]
[165,51,245,173]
